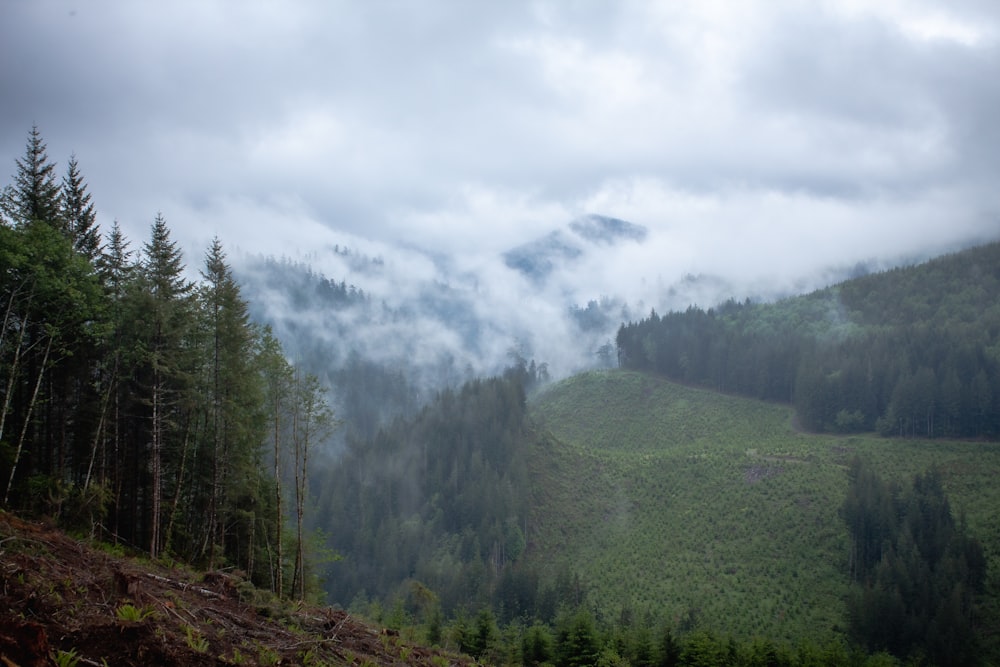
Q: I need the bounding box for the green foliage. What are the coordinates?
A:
[527,370,1000,653]
[842,460,985,665]
[555,609,600,667]
[523,622,556,666]
[115,603,155,622]
[314,371,534,613]
[0,127,320,603]
[469,608,500,660]
[616,242,1000,438]
[257,644,281,666]
[183,625,209,653]
[51,648,80,667]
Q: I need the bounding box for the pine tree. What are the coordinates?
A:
[134,213,195,558]
[92,221,138,539]
[290,370,336,600]
[258,326,293,596]
[8,125,61,227]
[0,128,108,514]
[196,237,264,569]
[60,155,100,262]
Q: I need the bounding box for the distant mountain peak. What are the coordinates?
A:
[503,231,582,282]
[568,214,648,244]
[503,214,648,283]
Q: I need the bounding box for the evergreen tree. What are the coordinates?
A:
[523,623,556,667]
[195,237,264,568]
[60,154,100,262]
[133,213,195,558]
[0,219,103,507]
[289,369,336,600]
[92,221,137,539]
[556,609,600,667]
[258,325,294,595]
[842,461,985,664]
[6,125,61,227]
[0,132,314,597]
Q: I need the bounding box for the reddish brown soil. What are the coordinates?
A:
[0,512,474,666]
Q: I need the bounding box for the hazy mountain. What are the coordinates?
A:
[503,214,648,283]
[234,215,651,388]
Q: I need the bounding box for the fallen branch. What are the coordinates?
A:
[144,573,222,599]
[156,599,189,625]
[282,636,342,650]
[328,613,349,641]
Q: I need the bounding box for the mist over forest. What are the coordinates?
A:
[231,210,978,438]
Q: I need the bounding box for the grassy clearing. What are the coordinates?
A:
[525,369,1000,645]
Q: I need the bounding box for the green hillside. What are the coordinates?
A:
[616,241,1000,438]
[526,369,1000,646]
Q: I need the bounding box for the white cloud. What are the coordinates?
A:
[0,0,997,372]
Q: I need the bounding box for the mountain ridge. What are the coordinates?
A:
[502,214,648,283]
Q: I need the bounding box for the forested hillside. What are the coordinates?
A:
[0,128,329,600]
[311,364,1000,664]
[526,370,1000,665]
[616,242,1000,437]
[313,362,550,619]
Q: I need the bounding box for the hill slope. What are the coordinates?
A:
[616,240,1000,437]
[525,370,1000,645]
[0,512,472,666]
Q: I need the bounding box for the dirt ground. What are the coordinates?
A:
[0,512,474,666]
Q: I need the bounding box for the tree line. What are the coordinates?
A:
[616,243,1000,438]
[841,459,986,666]
[0,127,333,599]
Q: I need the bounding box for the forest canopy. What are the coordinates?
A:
[0,127,332,600]
[616,243,1000,439]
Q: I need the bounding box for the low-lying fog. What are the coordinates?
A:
[230,206,990,396]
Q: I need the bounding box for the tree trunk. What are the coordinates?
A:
[0,304,33,449]
[150,368,162,559]
[292,383,303,600]
[0,324,25,449]
[165,418,194,556]
[273,395,283,597]
[83,355,118,492]
[4,335,52,505]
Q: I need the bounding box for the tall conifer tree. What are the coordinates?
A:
[135,213,194,557]
[8,125,61,227]
[60,155,100,262]
[196,237,263,568]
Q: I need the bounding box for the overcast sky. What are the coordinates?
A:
[2,0,999,302]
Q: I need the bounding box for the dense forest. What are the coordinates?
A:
[616,243,1000,438]
[842,459,986,665]
[314,362,551,619]
[0,127,331,600]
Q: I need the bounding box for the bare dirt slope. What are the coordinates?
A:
[0,512,472,666]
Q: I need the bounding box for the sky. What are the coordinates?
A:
[2,0,999,319]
